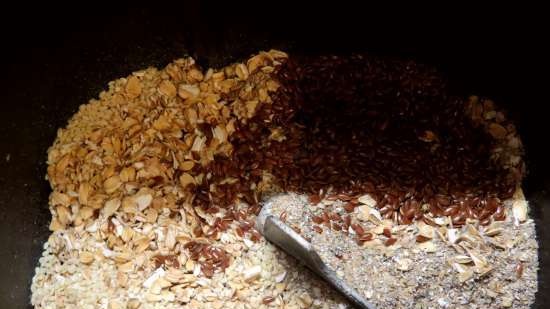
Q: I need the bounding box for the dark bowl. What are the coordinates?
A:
[0,3,547,308]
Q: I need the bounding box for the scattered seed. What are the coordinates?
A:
[351,223,365,235]
[280,211,287,222]
[383,228,392,238]
[313,225,323,234]
[312,216,324,224]
[262,296,275,304]
[516,262,524,279]
[309,194,321,205]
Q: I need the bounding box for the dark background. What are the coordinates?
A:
[0,2,548,308]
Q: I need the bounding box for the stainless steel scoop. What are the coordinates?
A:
[256,195,377,309]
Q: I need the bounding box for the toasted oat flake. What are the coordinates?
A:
[159,80,177,97]
[126,76,142,98]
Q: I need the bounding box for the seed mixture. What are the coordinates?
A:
[31,50,537,309]
[271,55,523,225]
[265,192,537,309]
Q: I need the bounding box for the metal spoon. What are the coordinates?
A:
[256,195,377,309]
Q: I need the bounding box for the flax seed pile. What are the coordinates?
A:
[31,50,537,309]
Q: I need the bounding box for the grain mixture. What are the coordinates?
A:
[31,50,537,309]
[264,192,536,308]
